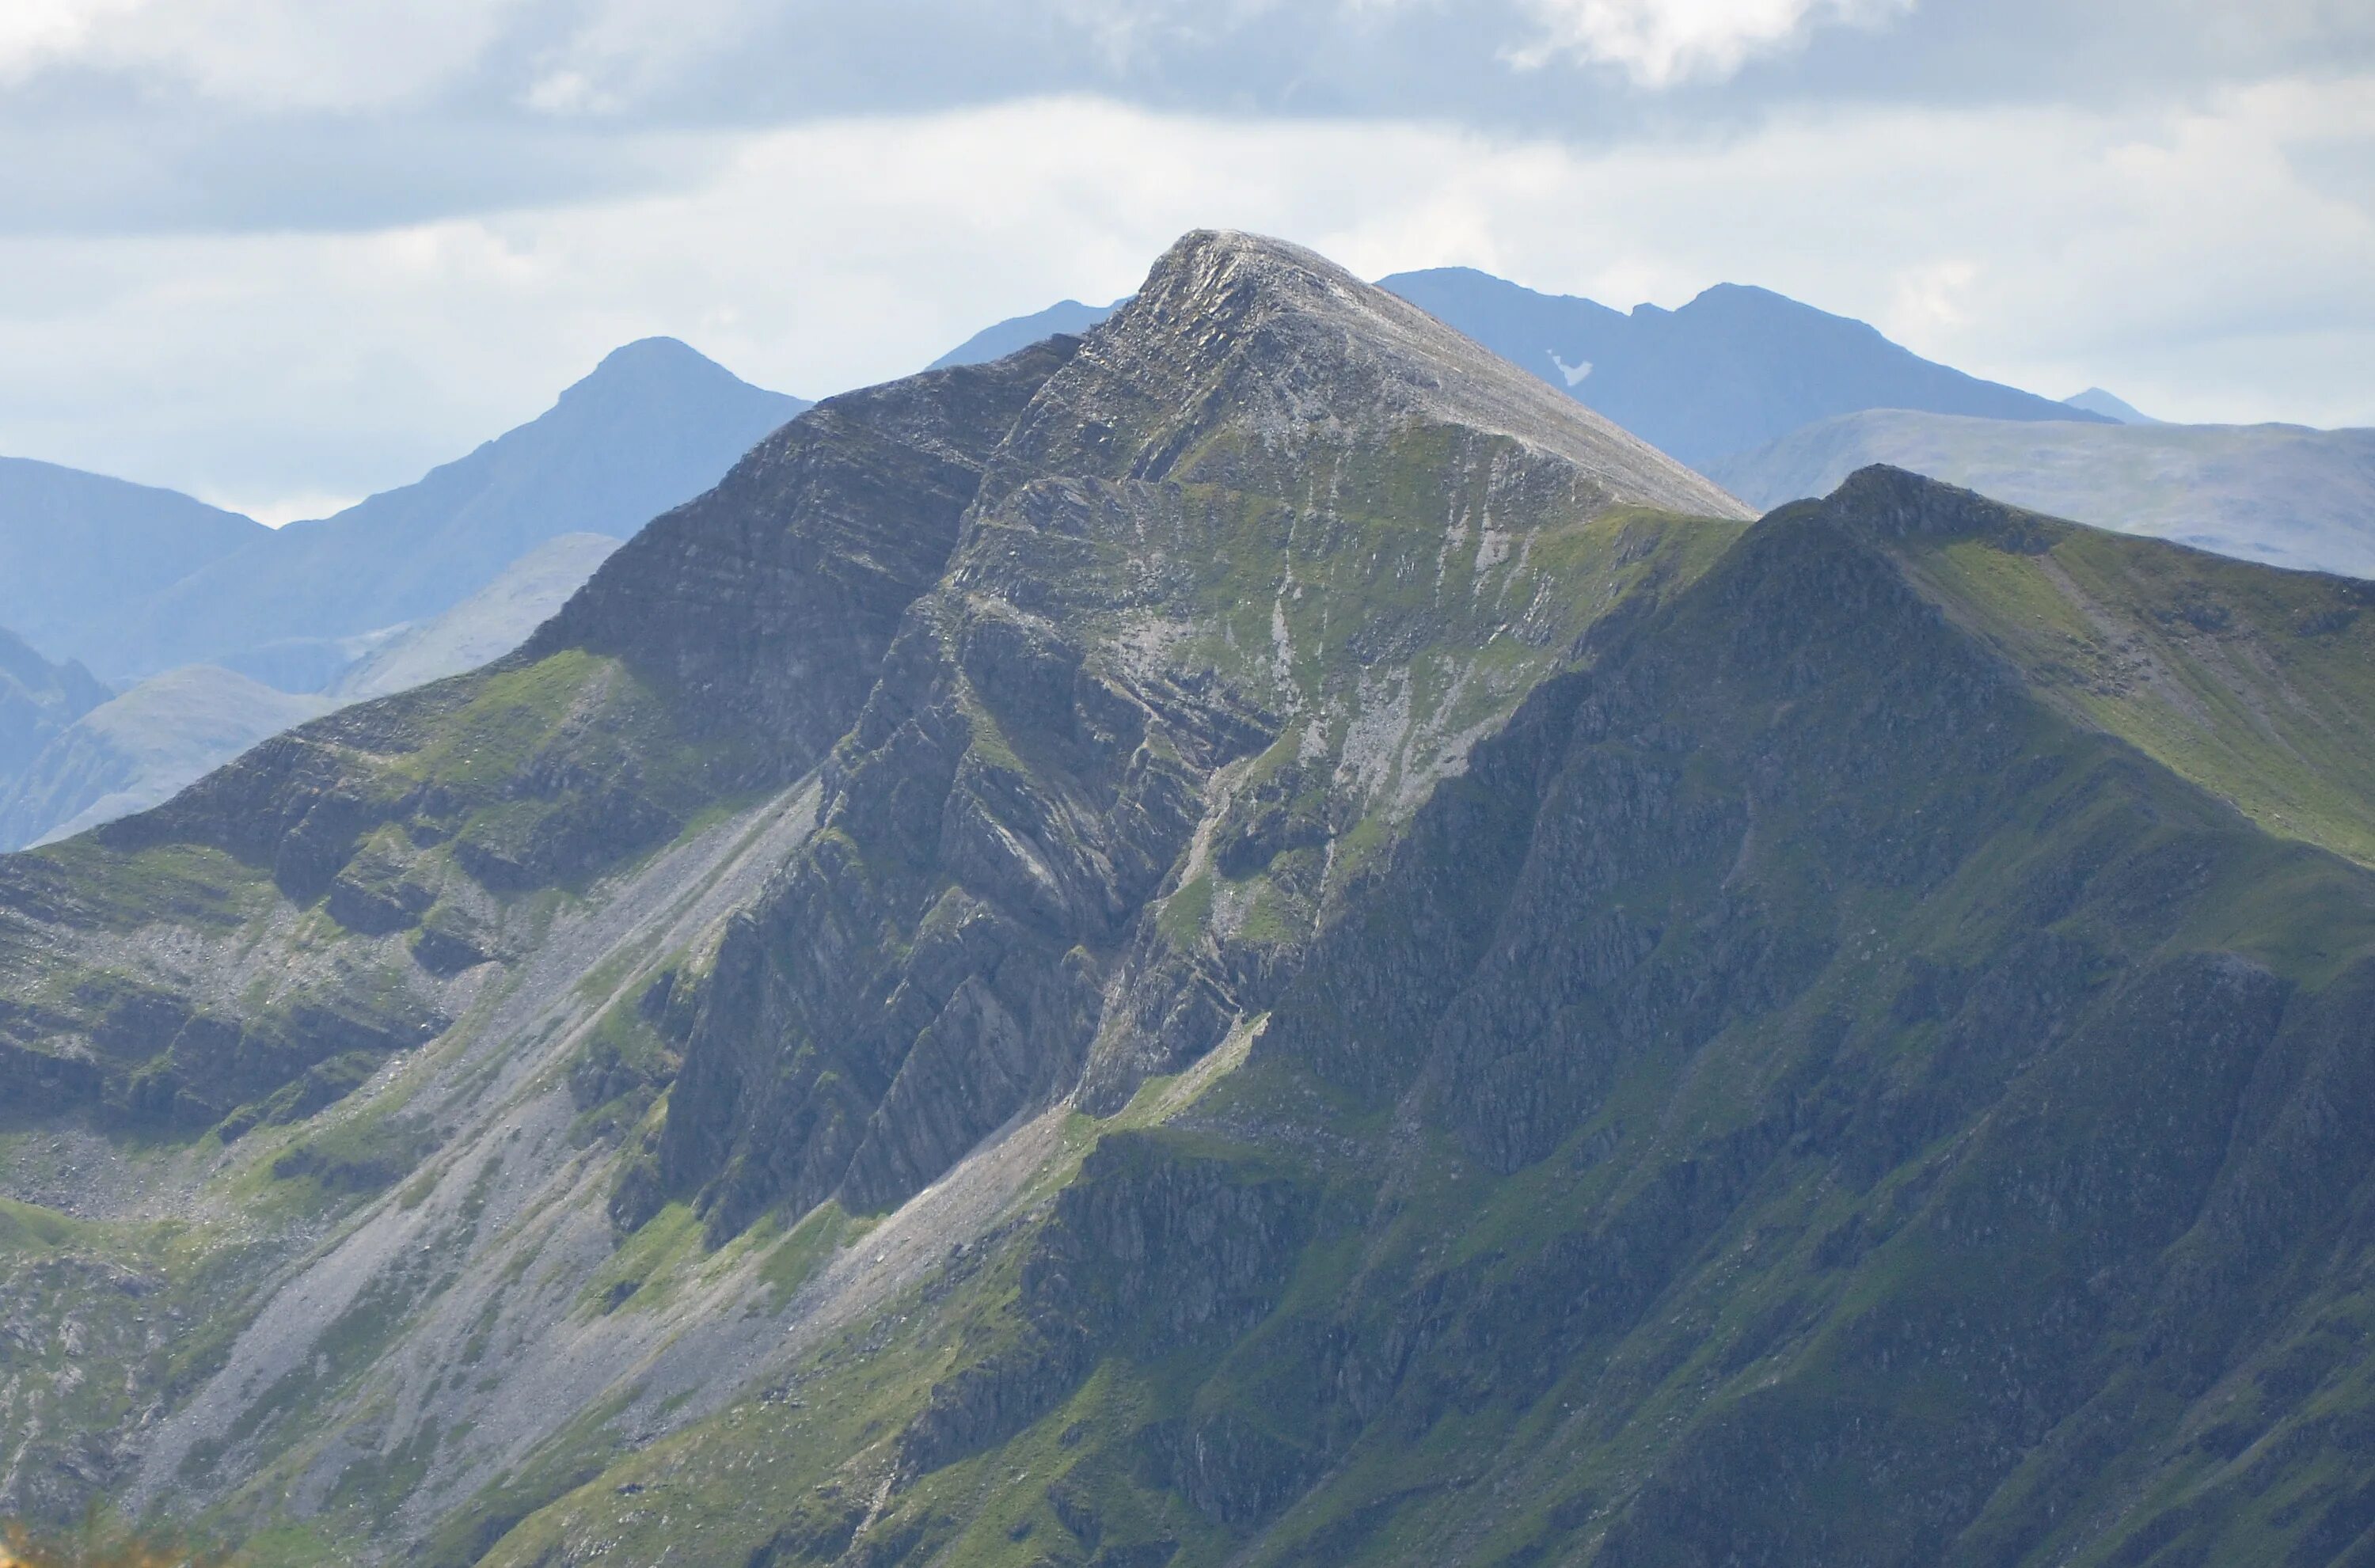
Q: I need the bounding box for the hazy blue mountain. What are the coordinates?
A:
[0,458,267,670]
[13,235,2375,1567]
[0,533,628,850]
[927,298,1123,370]
[0,626,111,780]
[330,531,623,703]
[2065,385,2162,423]
[0,664,329,851]
[94,337,808,686]
[1378,266,2111,466]
[1708,408,2375,578]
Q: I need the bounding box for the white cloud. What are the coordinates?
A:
[0,0,139,79]
[0,0,531,108]
[1510,0,1915,85]
[0,82,2366,518]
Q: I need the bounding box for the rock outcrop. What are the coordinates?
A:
[9,233,2375,1568]
[652,230,1749,1238]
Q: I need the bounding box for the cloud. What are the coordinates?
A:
[0,5,2364,518]
[0,0,534,109]
[0,78,2364,520]
[1507,0,1913,85]
[0,0,139,80]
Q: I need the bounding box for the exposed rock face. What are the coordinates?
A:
[0,229,1744,1551]
[897,1132,1314,1482]
[533,340,1081,776]
[0,340,1080,1139]
[11,232,2375,1568]
[1004,470,2375,1567]
[697,465,2375,1568]
[653,230,1749,1238]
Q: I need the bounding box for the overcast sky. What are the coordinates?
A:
[2,0,2370,521]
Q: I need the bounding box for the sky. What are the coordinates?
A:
[1,0,2370,522]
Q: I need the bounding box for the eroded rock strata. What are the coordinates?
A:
[2,233,2373,1568]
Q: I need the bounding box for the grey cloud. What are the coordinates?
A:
[0,92,716,236]
[6,1,2370,238]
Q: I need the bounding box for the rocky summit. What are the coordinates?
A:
[3,231,2375,1568]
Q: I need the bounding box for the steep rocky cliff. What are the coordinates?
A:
[488,469,2375,1568]
[4,233,2373,1568]
[652,231,1746,1244]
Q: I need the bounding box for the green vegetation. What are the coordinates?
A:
[8,244,2375,1568]
[441,476,2375,1567]
[1903,519,2375,866]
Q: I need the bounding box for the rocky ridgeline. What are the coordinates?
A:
[0,230,1747,1545]
[6,233,2375,1566]
[642,230,1746,1240]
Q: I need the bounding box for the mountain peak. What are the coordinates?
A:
[1141,226,1356,295]
[565,335,771,405]
[587,334,710,374]
[1079,230,1749,518]
[2065,385,2160,424]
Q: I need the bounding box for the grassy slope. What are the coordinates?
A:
[0,644,776,1550]
[0,647,754,1120]
[1893,515,2375,868]
[1707,411,2375,579]
[13,469,2373,1566]
[463,487,2375,1567]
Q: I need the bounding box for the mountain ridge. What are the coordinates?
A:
[923,266,2112,475]
[105,336,808,686]
[0,627,112,782]
[0,460,267,672]
[1710,408,2375,579]
[1,233,2373,1568]
[928,298,1127,371]
[1376,267,2114,465]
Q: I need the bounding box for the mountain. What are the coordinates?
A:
[0,459,267,671]
[0,666,330,852]
[0,536,625,853]
[0,627,111,779]
[1709,409,2375,578]
[937,268,2104,472]
[927,298,1123,370]
[81,338,808,687]
[2065,386,2161,423]
[1378,267,2111,467]
[0,229,1740,1554]
[5,233,2375,1568]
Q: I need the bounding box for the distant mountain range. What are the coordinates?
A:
[931,270,2110,471]
[1378,268,2111,467]
[0,338,805,688]
[2065,386,2160,424]
[329,531,625,704]
[0,343,792,846]
[1708,411,2375,579]
[0,533,631,850]
[10,233,2375,1566]
[0,666,330,852]
[929,298,1126,371]
[0,628,109,781]
[0,460,267,669]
